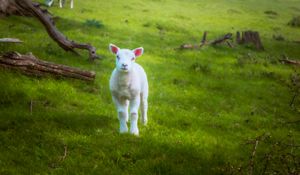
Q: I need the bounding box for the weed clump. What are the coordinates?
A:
[264,10,278,16]
[227,9,241,14]
[173,78,189,86]
[191,63,211,74]
[273,34,285,41]
[143,22,151,28]
[288,16,300,27]
[84,19,104,29]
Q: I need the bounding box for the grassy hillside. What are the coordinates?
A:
[0,0,299,174]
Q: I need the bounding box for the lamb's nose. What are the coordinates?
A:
[122,64,128,67]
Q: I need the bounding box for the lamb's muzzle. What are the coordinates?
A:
[109,44,149,136]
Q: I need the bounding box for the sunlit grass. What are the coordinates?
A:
[0,0,299,174]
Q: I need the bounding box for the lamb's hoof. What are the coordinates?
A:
[141,119,148,126]
[119,126,128,134]
[130,128,139,136]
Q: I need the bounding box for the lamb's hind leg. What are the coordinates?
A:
[140,93,148,125]
[112,96,128,133]
[129,97,140,135]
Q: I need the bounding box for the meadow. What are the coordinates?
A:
[0,0,299,174]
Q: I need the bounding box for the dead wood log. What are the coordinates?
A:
[279,55,300,66]
[226,41,233,48]
[0,0,99,60]
[237,31,264,50]
[0,52,96,81]
[179,44,200,49]
[210,33,233,45]
[178,31,207,49]
[279,58,300,66]
[178,32,233,49]
[0,38,22,43]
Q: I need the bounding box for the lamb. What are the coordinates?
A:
[59,0,74,8]
[45,0,74,9]
[109,44,148,136]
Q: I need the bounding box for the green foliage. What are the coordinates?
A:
[0,0,300,174]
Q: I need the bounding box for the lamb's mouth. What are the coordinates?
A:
[121,68,128,71]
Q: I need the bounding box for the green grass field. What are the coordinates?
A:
[0,0,299,174]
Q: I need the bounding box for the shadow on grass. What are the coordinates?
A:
[0,108,231,174]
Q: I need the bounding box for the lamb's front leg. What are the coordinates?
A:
[59,0,63,8]
[45,0,54,7]
[129,96,141,135]
[70,0,74,9]
[112,96,128,133]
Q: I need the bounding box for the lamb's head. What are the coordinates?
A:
[109,44,144,72]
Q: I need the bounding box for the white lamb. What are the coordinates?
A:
[45,0,74,9]
[109,44,148,136]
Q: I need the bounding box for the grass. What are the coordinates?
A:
[0,0,300,174]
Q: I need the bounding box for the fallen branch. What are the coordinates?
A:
[29,99,50,114]
[210,33,233,45]
[178,32,233,49]
[226,41,234,48]
[0,38,23,43]
[227,134,299,175]
[245,134,270,175]
[200,31,208,47]
[279,59,300,66]
[59,145,68,161]
[290,93,298,106]
[0,52,96,81]
[179,44,200,49]
[249,139,259,175]
[1,0,100,60]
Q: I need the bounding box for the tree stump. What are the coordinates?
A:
[236,31,264,50]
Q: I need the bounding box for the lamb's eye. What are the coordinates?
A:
[117,56,120,60]
[131,57,135,61]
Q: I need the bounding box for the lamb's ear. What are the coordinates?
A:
[132,47,144,57]
[109,44,119,54]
